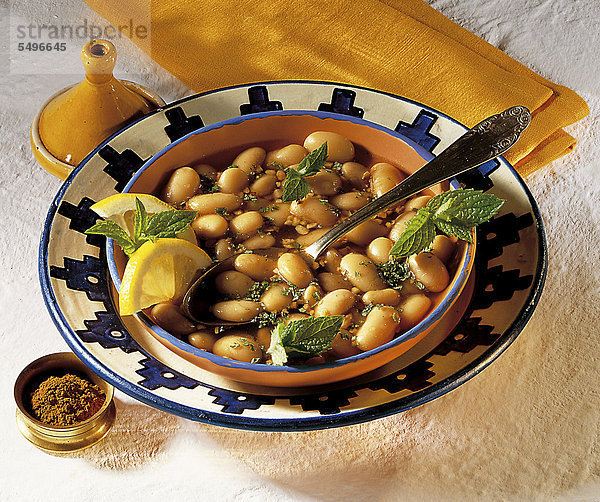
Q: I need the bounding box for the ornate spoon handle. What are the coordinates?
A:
[304,106,531,260]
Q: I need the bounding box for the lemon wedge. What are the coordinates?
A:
[118,238,213,316]
[91,193,197,244]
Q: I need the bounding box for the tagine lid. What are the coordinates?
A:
[32,39,165,180]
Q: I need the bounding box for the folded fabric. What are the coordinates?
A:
[84,0,588,176]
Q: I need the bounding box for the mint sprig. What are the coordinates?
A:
[267,315,344,366]
[85,198,197,256]
[389,189,503,258]
[85,220,137,256]
[281,142,328,202]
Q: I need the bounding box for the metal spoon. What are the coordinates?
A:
[181,106,531,324]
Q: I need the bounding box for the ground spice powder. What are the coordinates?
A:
[29,373,106,426]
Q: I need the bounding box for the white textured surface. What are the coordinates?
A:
[0,1,598,501]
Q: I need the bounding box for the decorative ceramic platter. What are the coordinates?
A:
[40,81,546,431]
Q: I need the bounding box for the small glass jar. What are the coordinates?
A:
[14,352,116,453]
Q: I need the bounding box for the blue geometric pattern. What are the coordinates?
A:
[208,388,275,414]
[57,197,102,246]
[318,88,364,118]
[99,145,145,192]
[136,357,199,391]
[290,389,357,415]
[395,110,441,153]
[164,107,204,142]
[240,86,283,115]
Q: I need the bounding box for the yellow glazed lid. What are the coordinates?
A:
[31,39,165,180]
[14,352,116,453]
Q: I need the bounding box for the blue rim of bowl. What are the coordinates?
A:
[106,109,473,375]
[38,80,547,431]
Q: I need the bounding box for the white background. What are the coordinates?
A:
[0,1,598,501]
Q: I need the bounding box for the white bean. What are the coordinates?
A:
[366,237,394,264]
[370,162,406,198]
[341,162,369,189]
[232,147,266,174]
[192,214,228,239]
[314,290,356,316]
[330,191,370,211]
[260,283,293,312]
[362,288,401,306]
[345,219,388,246]
[194,164,218,180]
[277,253,313,288]
[317,272,353,292]
[398,294,432,331]
[339,253,386,292]
[230,211,263,239]
[296,227,333,248]
[430,235,456,264]
[218,167,249,193]
[162,167,200,205]
[263,203,290,227]
[408,252,450,292]
[290,197,339,227]
[250,174,277,196]
[307,171,343,196]
[213,333,262,362]
[215,271,254,298]
[304,131,355,163]
[234,254,276,281]
[302,283,323,307]
[329,331,360,358]
[405,195,432,211]
[241,233,276,250]
[214,238,235,261]
[188,331,217,351]
[355,306,401,351]
[211,300,262,322]
[324,249,342,273]
[388,211,417,241]
[265,144,308,167]
[186,193,241,214]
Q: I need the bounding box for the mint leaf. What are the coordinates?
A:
[267,315,344,365]
[434,220,474,242]
[134,197,149,246]
[85,220,137,256]
[281,168,311,202]
[429,189,504,225]
[144,209,197,240]
[85,198,197,255]
[389,209,436,258]
[280,143,328,202]
[296,142,328,176]
[388,189,503,258]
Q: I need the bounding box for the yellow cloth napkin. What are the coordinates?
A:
[85,0,588,176]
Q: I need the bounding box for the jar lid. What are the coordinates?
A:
[31,39,165,180]
[14,352,116,453]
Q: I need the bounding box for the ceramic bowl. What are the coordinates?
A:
[14,352,116,453]
[106,110,476,387]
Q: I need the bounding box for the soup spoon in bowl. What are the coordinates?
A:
[181,106,531,325]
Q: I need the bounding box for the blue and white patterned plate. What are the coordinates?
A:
[39,81,546,431]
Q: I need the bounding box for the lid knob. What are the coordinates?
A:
[81,40,117,84]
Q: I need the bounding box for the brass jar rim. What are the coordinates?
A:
[14,352,116,453]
